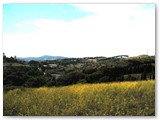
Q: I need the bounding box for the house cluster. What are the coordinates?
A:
[108,55,129,59]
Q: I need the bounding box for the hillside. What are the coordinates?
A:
[3,54,155,90]
[4,80,155,116]
[17,55,66,61]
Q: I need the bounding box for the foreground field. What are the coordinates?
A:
[4,80,155,116]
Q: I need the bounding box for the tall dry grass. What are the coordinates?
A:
[4,80,155,116]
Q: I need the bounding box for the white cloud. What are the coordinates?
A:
[14,23,23,28]
[3,4,155,57]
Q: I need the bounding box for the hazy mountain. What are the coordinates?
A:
[17,55,66,61]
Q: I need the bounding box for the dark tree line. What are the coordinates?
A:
[3,54,155,91]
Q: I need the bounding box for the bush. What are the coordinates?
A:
[24,77,46,87]
[99,76,110,82]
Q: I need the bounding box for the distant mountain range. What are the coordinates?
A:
[17,55,67,61]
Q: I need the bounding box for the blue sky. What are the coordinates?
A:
[3,4,93,33]
[3,4,155,57]
[141,4,155,10]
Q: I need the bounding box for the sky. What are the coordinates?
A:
[3,4,155,58]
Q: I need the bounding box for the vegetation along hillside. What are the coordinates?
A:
[3,53,155,90]
[4,80,155,116]
[3,53,155,116]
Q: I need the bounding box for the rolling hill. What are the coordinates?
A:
[17,55,67,61]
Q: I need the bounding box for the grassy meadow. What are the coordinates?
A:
[4,80,155,116]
